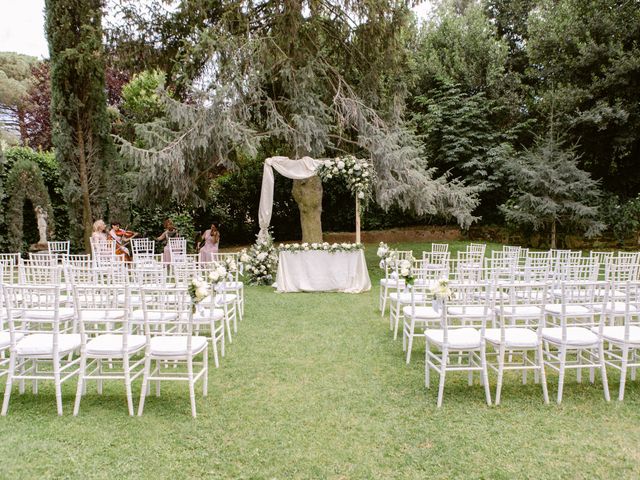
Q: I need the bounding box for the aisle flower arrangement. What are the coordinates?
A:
[278,242,364,253]
[315,155,374,201]
[377,242,394,268]
[239,232,278,285]
[398,257,415,287]
[188,278,210,313]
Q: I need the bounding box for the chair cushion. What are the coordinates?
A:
[447,306,487,317]
[425,327,481,350]
[389,293,425,304]
[149,336,208,357]
[16,333,81,356]
[0,331,24,349]
[23,307,75,321]
[591,326,640,344]
[485,328,539,348]
[591,302,638,314]
[402,306,440,319]
[130,310,179,322]
[221,281,243,290]
[541,327,599,346]
[86,334,146,356]
[195,308,225,322]
[79,309,125,321]
[497,305,542,317]
[544,304,593,316]
[380,278,405,287]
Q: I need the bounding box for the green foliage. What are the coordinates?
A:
[120,70,166,126]
[4,158,54,252]
[501,128,605,246]
[45,0,116,250]
[0,146,68,250]
[0,52,39,143]
[130,204,198,253]
[600,194,640,245]
[526,0,640,197]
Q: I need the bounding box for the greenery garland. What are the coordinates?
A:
[5,159,54,252]
[278,242,364,253]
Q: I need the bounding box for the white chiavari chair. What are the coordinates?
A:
[0,253,20,284]
[431,243,449,253]
[47,240,70,256]
[486,282,549,405]
[402,276,440,364]
[452,252,484,284]
[72,284,145,416]
[193,285,226,368]
[210,253,245,321]
[594,281,640,401]
[424,283,492,407]
[168,237,187,263]
[467,243,487,257]
[138,286,209,418]
[1,284,81,416]
[379,250,412,316]
[542,280,610,404]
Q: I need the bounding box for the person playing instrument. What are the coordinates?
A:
[198,223,220,263]
[156,219,178,263]
[91,219,108,242]
[109,221,138,261]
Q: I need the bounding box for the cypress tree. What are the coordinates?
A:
[45,0,114,250]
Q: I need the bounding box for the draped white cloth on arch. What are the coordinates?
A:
[258,156,325,240]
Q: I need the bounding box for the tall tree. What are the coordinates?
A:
[0,52,39,145]
[45,0,115,250]
[501,126,604,248]
[526,0,640,198]
[117,0,479,242]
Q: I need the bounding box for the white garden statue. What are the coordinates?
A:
[35,205,48,245]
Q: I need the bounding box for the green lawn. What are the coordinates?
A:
[1,241,640,479]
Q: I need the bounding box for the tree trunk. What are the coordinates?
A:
[550,218,557,249]
[76,119,93,252]
[292,176,323,243]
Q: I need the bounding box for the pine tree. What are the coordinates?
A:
[116,1,480,241]
[45,0,115,250]
[500,127,605,248]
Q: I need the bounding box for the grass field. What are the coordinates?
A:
[1,241,640,479]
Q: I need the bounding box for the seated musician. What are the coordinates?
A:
[109,221,138,261]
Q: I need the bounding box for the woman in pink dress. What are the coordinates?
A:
[198,223,220,263]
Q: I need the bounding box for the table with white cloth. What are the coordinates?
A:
[275,250,371,293]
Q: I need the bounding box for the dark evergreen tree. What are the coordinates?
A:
[45,0,115,250]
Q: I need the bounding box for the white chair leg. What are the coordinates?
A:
[211,337,220,368]
[203,348,209,397]
[53,364,63,416]
[187,358,196,418]
[437,349,448,407]
[2,355,16,416]
[481,346,491,406]
[425,340,431,388]
[123,357,134,416]
[557,346,567,404]
[538,343,549,404]
[618,345,629,401]
[73,356,87,416]
[406,328,414,364]
[495,345,505,406]
[138,356,151,416]
[599,342,610,402]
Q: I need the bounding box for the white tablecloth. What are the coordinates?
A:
[275,250,371,293]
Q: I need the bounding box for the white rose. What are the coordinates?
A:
[363,171,369,177]
[400,268,409,277]
[324,159,333,167]
[293,243,299,248]
[332,167,338,174]
[311,243,318,248]
[358,191,365,199]
[196,286,209,300]
[326,174,332,179]
[337,161,345,170]
[354,164,361,170]
[323,244,329,250]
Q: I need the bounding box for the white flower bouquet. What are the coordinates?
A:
[315,155,375,202]
[239,231,278,285]
[188,278,210,313]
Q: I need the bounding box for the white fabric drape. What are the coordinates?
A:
[258,156,325,239]
[275,250,372,293]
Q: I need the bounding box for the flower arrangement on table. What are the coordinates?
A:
[278,242,364,253]
[315,155,374,201]
[188,278,210,313]
[239,232,278,286]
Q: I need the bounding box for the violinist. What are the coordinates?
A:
[109,221,138,261]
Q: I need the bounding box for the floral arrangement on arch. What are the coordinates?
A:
[279,242,364,253]
[315,155,374,201]
[239,232,279,286]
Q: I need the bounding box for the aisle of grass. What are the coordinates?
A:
[1,241,639,479]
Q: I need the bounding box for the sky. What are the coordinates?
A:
[0,0,433,59]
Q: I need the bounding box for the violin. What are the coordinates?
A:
[112,227,138,260]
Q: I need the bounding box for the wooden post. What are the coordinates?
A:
[355,196,361,244]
